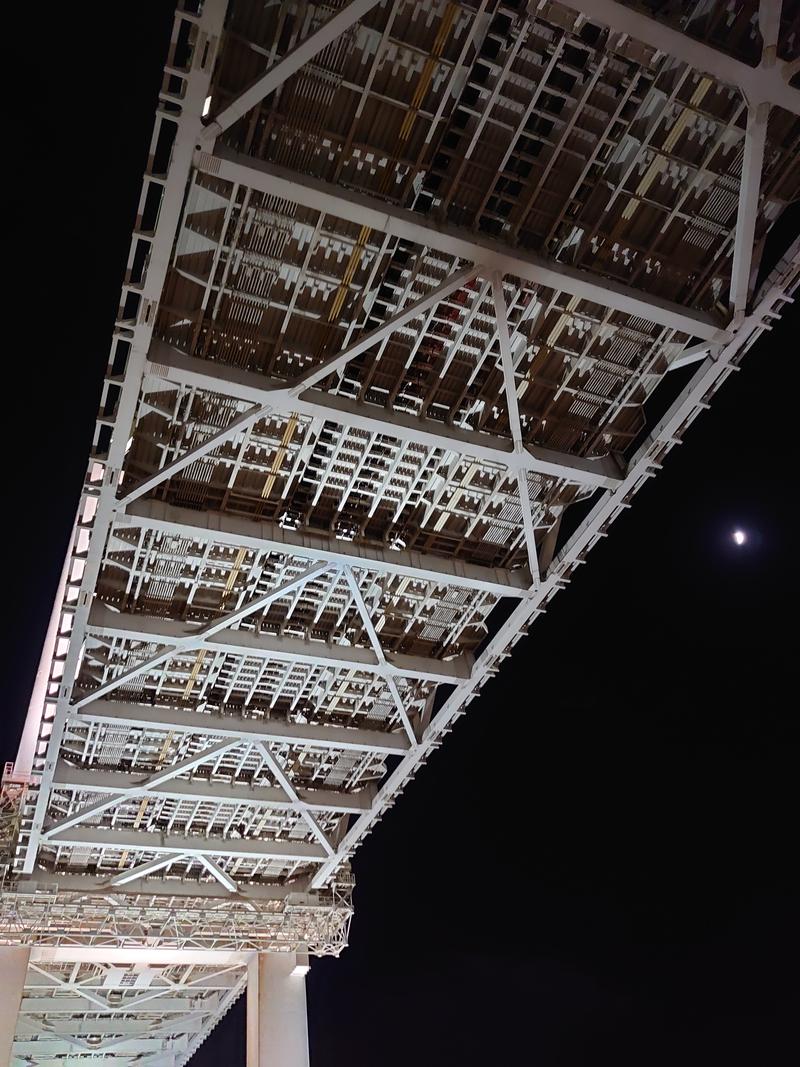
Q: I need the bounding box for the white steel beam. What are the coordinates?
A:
[729,102,770,317]
[86,602,474,683]
[557,0,799,114]
[18,996,217,1014]
[669,340,716,371]
[15,546,71,777]
[491,275,526,452]
[21,968,242,993]
[492,273,540,581]
[296,390,623,487]
[71,561,331,708]
[120,269,477,507]
[13,1039,188,1056]
[74,699,412,756]
[17,999,107,1019]
[515,468,540,582]
[14,872,302,902]
[27,962,109,1011]
[52,761,375,814]
[195,146,729,340]
[120,496,532,597]
[11,1059,177,1067]
[41,738,241,839]
[29,945,251,968]
[44,826,328,864]
[342,567,417,746]
[199,854,239,893]
[255,742,335,857]
[22,0,230,876]
[14,1016,207,1037]
[109,854,182,886]
[146,341,624,489]
[201,0,381,141]
[6,1059,170,1067]
[118,404,262,509]
[289,266,478,394]
[308,270,799,888]
[759,0,783,61]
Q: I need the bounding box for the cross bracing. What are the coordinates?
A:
[7,949,251,1066]
[2,0,798,1063]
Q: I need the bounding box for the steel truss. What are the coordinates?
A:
[2,0,798,1062]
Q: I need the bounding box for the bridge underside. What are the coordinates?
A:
[1,0,798,1062]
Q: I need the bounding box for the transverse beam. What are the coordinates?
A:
[146,340,624,490]
[119,496,532,597]
[86,603,473,685]
[194,147,729,340]
[558,0,799,114]
[43,826,328,864]
[73,699,411,756]
[201,0,382,140]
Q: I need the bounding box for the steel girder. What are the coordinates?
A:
[557,0,799,115]
[144,339,626,490]
[4,0,799,1062]
[195,146,731,341]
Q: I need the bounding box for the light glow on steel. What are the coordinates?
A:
[2,0,798,1061]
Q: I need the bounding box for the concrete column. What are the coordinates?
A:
[0,945,30,1064]
[247,951,310,1067]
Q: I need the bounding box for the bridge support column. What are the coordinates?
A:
[0,945,30,1063]
[247,951,310,1067]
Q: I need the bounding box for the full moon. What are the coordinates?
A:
[733,529,746,546]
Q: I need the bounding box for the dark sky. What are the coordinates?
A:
[4,6,798,1066]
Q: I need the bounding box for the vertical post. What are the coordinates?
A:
[492,272,540,582]
[248,952,311,1067]
[0,946,30,1063]
[729,102,770,319]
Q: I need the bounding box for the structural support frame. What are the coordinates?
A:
[196,147,730,342]
[4,1,798,1061]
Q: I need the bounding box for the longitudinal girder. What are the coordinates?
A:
[2,0,798,1062]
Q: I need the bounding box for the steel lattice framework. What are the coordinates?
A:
[1,0,798,1062]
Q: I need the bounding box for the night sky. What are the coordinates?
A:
[4,6,798,1065]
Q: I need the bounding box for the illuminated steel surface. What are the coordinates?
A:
[1,0,797,1062]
